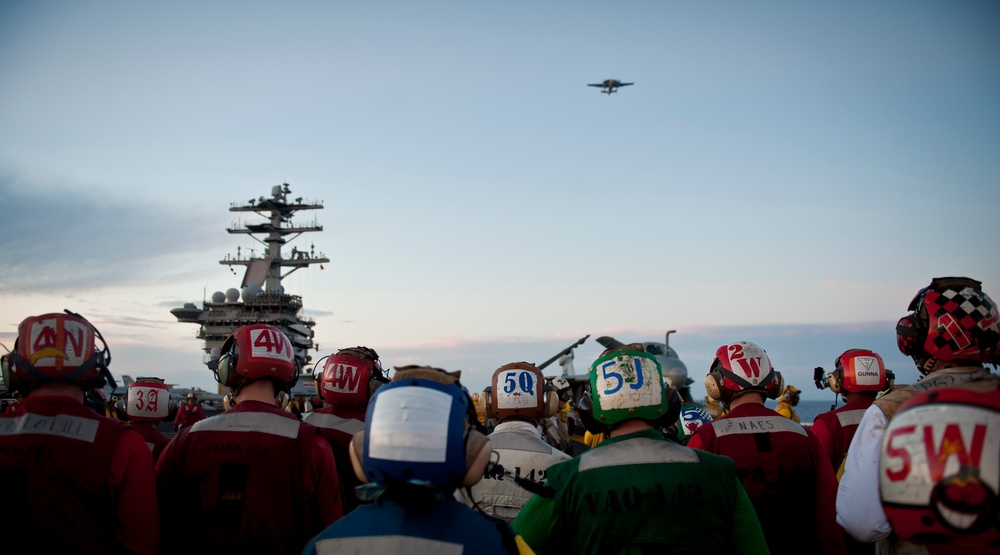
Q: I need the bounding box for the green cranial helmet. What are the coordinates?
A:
[587,347,668,427]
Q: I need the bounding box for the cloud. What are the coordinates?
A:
[0,172,219,292]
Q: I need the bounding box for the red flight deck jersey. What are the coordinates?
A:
[303,404,367,513]
[156,399,342,555]
[130,421,171,464]
[808,395,875,473]
[0,394,160,555]
[688,402,844,555]
[173,401,204,429]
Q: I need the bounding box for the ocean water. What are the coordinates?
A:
[763,398,842,424]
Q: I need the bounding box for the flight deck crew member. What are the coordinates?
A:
[0,312,159,554]
[513,345,768,555]
[463,362,571,521]
[838,277,1000,553]
[173,391,204,431]
[688,341,844,555]
[810,349,889,475]
[156,324,342,555]
[302,366,530,554]
[125,376,172,463]
[775,384,802,422]
[303,345,388,514]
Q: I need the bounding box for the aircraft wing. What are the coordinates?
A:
[587,83,605,87]
[619,83,634,87]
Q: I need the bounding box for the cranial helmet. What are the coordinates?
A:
[830,349,886,394]
[315,346,387,409]
[676,403,713,444]
[704,341,783,403]
[578,345,678,434]
[1,312,113,394]
[126,377,170,423]
[348,366,490,490]
[879,380,1000,545]
[481,362,557,422]
[214,324,299,391]
[896,277,1000,373]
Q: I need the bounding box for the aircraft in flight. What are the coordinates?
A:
[588,79,633,95]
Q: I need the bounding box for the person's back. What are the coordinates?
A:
[0,312,159,554]
[156,324,341,554]
[464,362,571,521]
[689,340,842,555]
[690,400,832,552]
[303,345,387,513]
[125,376,172,463]
[810,349,889,478]
[513,345,767,555]
[837,277,1000,554]
[303,366,527,555]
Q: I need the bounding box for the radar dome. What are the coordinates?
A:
[225,288,240,303]
[242,284,262,300]
[212,291,226,303]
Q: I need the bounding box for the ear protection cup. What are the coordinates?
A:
[479,388,493,421]
[896,313,925,357]
[214,334,238,387]
[704,368,724,401]
[349,432,368,483]
[462,429,491,488]
[542,386,559,419]
[766,371,784,400]
[828,371,842,394]
[577,393,610,435]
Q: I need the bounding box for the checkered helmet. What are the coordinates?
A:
[897,277,1000,367]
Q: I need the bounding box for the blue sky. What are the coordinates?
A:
[1,1,998,398]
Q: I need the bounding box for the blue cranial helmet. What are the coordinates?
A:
[349,368,491,490]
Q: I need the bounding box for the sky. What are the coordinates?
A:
[1,1,998,400]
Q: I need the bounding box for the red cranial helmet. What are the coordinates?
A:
[704,341,783,402]
[897,277,1000,373]
[833,349,886,394]
[880,382,999,545]
[126,377,170,423]
[1,312,112,394]
[317,346,386,409]
[215,324,298,389]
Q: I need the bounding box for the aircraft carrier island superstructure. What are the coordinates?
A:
[170,183,329,385]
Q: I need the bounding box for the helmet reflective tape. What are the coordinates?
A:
[490,363,545,420]
[715,341,775,391]
[126,379,170,422]
[216,324,298,386]
[362,378,469,488]
[880,385,1000,542]
[6,313,109,390]
[835,349,886,393]
[589,349,666,426]
[320,350,375,408]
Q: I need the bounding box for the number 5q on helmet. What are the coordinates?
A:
[1,312,113,394]
[896,277,1000,373]
[704,341,783,403]
[578,345,679,434]
[214,324,299,392]
[480,362,558,422]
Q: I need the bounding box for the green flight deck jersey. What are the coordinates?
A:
[512,428,768,555]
